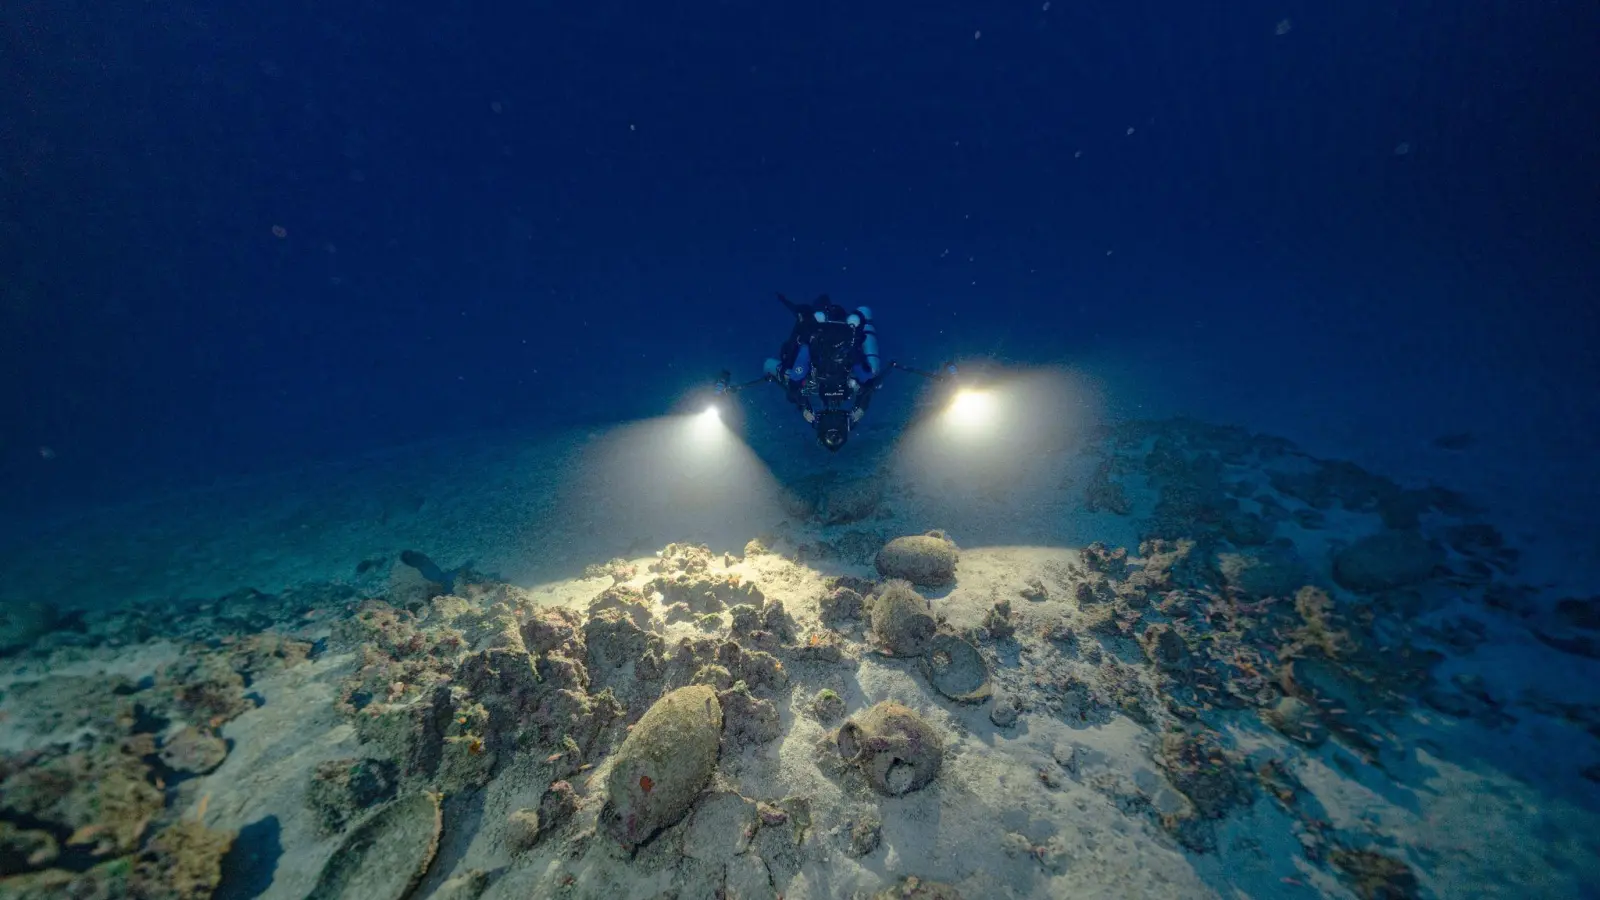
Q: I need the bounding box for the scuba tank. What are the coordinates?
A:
[852,306,881,379]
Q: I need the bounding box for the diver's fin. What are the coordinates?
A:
[777,292,805,315]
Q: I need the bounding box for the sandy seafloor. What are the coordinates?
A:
[1,364,1598,900]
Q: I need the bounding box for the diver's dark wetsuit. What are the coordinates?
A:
[770,294,882,450]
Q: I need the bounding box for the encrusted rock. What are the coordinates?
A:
[820,587,865,623]
[585,605,662,680]
[600,685,723,851]
[810,689,847,723]
[692,664,735,691]
[875,533,960,587]
[538,780,578,832]
[921,632,993,703]
[1156,729,1246,821]
[1333,531,1442,593]
[988,694,1019,728]
[650,569,764,615]
[837,702,944,796]
[846,811,882,857]
[131,820,237,900]
[866,581,937,657]
[1216,545,1308,599]
[504,808,543,853]
[720,683,781,746]
[1138,623,1192,678]
[0,748,164,857]
[715,642,788,692]
[159,726,229,775]
[982,599,1015,640]
[1261,697,1327,747]
[1330,847,1421,900]
[307,792,442,900]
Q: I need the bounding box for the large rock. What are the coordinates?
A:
[1332,530,1442,593]
[876,532,959,587]
[600,685,723,851]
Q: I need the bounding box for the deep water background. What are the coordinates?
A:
[2,1,1597,529]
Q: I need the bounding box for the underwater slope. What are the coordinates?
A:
[0,418,1596,899]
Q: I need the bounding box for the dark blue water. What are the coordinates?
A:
[3,1,1597,522]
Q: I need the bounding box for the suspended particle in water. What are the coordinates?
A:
[38,446,55,460]
[974,30,981,40]
[1276,19,1292,36]
[1394,142,1411,156]
[271,224,287,238]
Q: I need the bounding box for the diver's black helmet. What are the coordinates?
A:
[816,410,850,452]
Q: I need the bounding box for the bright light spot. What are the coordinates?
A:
[691,405,725,442]
[947,389,997,429]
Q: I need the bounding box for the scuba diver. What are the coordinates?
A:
[761,293,883,451]
[710,293,955,451]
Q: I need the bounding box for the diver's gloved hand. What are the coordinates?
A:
[802,409,816,424]
[851,407,865,423]
[763,358,780,380]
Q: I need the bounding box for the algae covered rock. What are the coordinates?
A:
[866,581,937,657]
[0,748,164,858]
[600,685,723,851]
[130,819,237,900]
[921,632,992,703]
[875,532,959,587]
[307,792,442,900]
[159,727,229,775]
[837,702,944,796]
